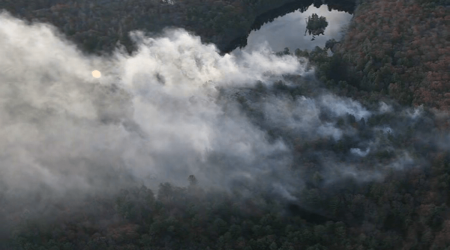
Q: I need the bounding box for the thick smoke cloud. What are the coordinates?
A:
[0,11,302,198]
[0,10,440,228]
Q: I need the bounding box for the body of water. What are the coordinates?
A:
[236,5,352,53]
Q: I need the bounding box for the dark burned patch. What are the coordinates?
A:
[287,203,336,224]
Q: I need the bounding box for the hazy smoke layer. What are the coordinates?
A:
[0,9,438,221]
[0,11,303,199]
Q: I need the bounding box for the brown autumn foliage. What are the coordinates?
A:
[335,0,450,109]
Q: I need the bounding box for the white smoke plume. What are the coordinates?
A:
[0,11,302,199]
[0,9,433,214]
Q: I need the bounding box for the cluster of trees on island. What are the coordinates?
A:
[305,13,329,40]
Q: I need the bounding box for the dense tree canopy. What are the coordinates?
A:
[333,0,450,109]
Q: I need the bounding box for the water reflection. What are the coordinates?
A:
[238,5,352,53]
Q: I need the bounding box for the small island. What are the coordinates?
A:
[305,13,329,40]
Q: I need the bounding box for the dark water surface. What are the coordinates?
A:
[235,5,352,53]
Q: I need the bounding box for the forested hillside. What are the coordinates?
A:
[1,0,450,249]
[331,0,450,108]
[7,69,450,250]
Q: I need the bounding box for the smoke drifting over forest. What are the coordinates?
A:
[0,10,301,194]
[0,10,443,233]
